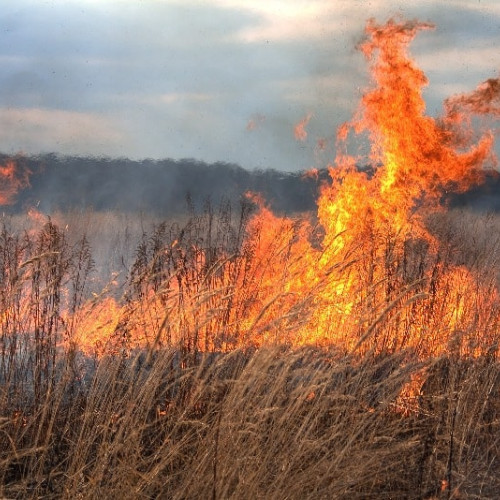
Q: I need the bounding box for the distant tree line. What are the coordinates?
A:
[0,153,498,215]
[0,154,330,215]
[448,171,500,212]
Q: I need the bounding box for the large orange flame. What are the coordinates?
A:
[323,18,495,249]
[60,18,500,357]
[242,18,500,353]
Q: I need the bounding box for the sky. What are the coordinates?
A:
[1,0,499,171]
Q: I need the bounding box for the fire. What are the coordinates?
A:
[5,18,500,360]
[69,18,500,357]
[445,77,500,118]
[0,160,31,205]
[294,113,312,141]
[237,17,500,354]
[68,296,122,356]
[302,168,319,180]
[326,18,494,247]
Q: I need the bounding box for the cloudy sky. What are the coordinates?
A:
[1,0,499,171]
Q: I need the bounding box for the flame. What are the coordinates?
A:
[234,18,500,354]
[21,18,500,360]
[27,206,46,225]
[69,297,122,356]
[294,113,313,141]
[316,138,327,150]
[326,18,494,246]
[0,160,31,205]
[445,77,500,118]
[302,168,319,180]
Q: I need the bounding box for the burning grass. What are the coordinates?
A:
[0,207,499,499]
[1,16,500,498]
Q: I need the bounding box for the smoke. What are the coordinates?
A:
[445,77,500,118]
[246,113,266,131]
[3,150,500,217]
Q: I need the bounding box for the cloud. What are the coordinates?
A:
[416,44,500,86]
[0,107,125,156]
[1,0,499,170]
[159,93,214,105]
[202,0,500,50]
[212,1,336,43]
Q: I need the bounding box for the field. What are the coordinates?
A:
[0,206,499,499]
[2,17,500,498]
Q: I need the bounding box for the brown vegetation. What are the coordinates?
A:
[0,207,499,499]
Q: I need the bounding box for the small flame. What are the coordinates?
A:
[0,160,31,205]
[294,113,313,141]
[316,138,327,151]
[27,206,46,224]
[445,77,500,118]
[302,168,319,180]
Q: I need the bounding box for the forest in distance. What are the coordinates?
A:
[2,152,500,216]
[0,153,326,215]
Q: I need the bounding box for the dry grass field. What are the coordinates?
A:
[0,206,499,499]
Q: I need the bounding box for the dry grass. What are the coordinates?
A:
[0,206,500,499]
[1,347,499,499]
